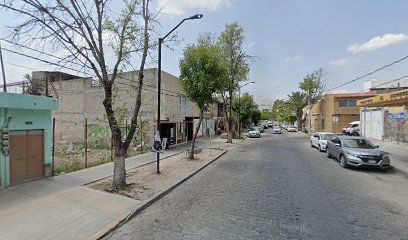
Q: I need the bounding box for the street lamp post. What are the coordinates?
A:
[156,13,203,174]
[238,81,255,138]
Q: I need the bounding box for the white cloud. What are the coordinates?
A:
[158,0,232,16]
[347,33,408,54]
[283,55,303,63]
[329,58,350,67]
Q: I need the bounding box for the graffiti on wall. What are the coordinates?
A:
[87,120,151,144]
[384,108,408,143]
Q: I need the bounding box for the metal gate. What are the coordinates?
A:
[361,108,383,140]
[9,130,44,184]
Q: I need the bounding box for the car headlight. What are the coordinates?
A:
[345,151,359,157]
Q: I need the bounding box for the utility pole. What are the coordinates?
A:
[0,41,7,92]
[308,89,311,134]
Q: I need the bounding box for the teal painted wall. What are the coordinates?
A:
[0,94,57,188]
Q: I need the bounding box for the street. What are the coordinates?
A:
[107,130,408,240]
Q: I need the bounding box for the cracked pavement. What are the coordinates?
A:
[105,131,408,240]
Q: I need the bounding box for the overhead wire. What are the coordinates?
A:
[1,46,183,98]
[1,38,185,96]
[326,54,408,92]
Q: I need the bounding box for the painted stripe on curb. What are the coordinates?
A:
[96,149,229,240]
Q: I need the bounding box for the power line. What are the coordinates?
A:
[357,75,408,93]
[326,54,408,92]
[1,46,185,98]
[1,38,184,96]
[4,61,37,71]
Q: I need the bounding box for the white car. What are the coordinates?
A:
[248,127,261,138]
[310,132,336,152]
[286,126,297,132]
[272,126,282,134]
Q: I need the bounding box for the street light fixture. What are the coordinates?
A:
[238,81,255,138]
[156,14,203,174]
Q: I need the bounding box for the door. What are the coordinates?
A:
[9,130,44,184]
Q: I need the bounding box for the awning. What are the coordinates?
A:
[357,89,408,107]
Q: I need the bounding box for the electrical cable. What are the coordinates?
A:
[326,54,408,92]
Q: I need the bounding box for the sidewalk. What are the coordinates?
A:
[0,136,230,240]
[369,139,408,174]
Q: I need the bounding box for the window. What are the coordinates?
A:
[338,99,357,108]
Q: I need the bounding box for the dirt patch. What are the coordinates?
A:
[87,148,225,201]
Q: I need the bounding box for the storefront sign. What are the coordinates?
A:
[357,89,408,107]
[388,112,405,120]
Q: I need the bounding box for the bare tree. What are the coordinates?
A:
[0,0,156,189]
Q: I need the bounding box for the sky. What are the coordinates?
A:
[2,0,408,107]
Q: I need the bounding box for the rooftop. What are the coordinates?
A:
[326,92,377,98]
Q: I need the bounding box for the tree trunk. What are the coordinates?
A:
[189,109,204,160]
[297,109,303,131]
[227,121,233,143]
[227,90,233,144]
[112,141,126,189]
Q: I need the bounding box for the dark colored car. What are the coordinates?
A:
[326,136,391,169]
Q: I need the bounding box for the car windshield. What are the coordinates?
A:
[321,134,335,140]
[342,139,375,149]
[250,127,259,131]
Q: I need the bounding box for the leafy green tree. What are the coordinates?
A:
[261,111,273,120]
[179,38,227,159]
[252,110,262,125]
[300,68,326,133]
[1,0,157,189]
[287,91,307,130]
[232,92,258,128]
[272,99,291,122]
[218,22,250,143]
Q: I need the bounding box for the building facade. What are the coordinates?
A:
[304,93,376,133]
[0,93,58,188]
[35,69,203,148]
[358,88,408,144]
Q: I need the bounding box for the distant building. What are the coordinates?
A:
[364,78,408,94]
[304,92,376,133]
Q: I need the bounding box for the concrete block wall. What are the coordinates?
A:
[50,69,199,146]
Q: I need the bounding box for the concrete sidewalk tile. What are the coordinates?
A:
[0,136,224,240]
[0,187,138,240]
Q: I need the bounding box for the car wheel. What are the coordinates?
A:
[352,132,359,136]
[326,148,332,158]
[310,141,314,148]
[340,155,349,168]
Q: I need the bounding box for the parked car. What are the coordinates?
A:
[248,127,261,138]
[268,122,273,128]
[342,121,360,136]
[272,126,282,134]
[326,136,391,169]
[258,125,265,133]
[286,125,297,132]
[310,132,336,152]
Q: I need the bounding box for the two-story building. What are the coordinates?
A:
[33,68,205,148]
[304,92,376,133]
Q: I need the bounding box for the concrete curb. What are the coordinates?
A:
[83,151,184,187]
[96,149,229,240]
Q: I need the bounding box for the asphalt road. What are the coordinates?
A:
[106,130,408,240]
